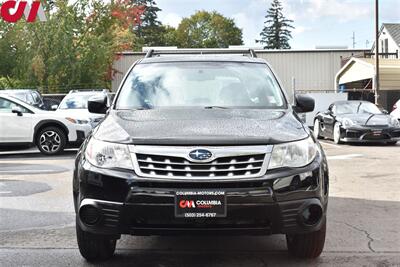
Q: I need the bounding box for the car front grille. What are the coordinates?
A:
[130,145,272,180]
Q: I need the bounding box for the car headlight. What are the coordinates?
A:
[66,117,89,125]
[85,138,133,169]
[390,117,400,127]
[343,118,356,128]
[268,136,318,169]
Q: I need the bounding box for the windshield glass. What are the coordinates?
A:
[59,94,97,109]
[116,62,286,109]
[9,92,27,102]
[336,102,382,115]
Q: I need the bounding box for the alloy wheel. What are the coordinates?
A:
[314,120,320,139]
[39,131,61,153]
[333,123,341,144]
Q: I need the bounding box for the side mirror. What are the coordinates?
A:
[88,95,108,114]
[51,105,58,111]
[293,95,315,113]
[12,106,23,116]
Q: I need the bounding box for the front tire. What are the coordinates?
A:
[313,119,322,139]
[286,221,326,259]
[76,217,116,262]
[333,123,342,144]
[36,126,66,155]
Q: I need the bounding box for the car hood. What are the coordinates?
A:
[55,109,104,120]
[337,113,391,126]
[93,109,308,145]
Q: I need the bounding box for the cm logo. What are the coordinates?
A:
[179,200,196,208]
[0,1,47,23]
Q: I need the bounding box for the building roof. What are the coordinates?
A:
[383,23,400,46]
[335,57,400,91]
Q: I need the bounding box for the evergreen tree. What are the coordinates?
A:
[257,0,294,49]
[131,0,163,49]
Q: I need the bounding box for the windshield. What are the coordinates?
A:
[336,102,382,115]
[8,92,28,102]
[116,62,286,109]
[59,94,97,109]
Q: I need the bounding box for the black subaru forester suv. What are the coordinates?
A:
[73,50,329,261]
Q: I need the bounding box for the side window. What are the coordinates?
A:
[0,98,30,113]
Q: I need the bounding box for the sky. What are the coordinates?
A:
[156,0,400,49]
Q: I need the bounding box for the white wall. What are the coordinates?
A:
[379,26,400,54]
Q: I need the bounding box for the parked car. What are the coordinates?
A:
[73,51,329,261]
[0,94,92,155]
[1,89,46,109]
[54,90,111,128]
[390,99,400,121]
[314,100,400,145]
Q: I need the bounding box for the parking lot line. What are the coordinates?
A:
[327,154,363,160]
[319,141,341,148]
[0,170,56,174]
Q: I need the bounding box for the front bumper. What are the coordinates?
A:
[67,125,92,147]
[340,126,400,143]
[75,154,329,237]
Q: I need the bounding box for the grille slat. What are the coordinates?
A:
[137,159,265,166]
[140,166,262,172]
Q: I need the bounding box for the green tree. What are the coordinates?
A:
[130,0,166,50]
[0,22,18,87]
[0,0,142,92]
[175,11,243,48]
[257,0,294,49]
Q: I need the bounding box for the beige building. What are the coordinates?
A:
[335,57,400,110]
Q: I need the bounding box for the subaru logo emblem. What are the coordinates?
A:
[189,149,213,161]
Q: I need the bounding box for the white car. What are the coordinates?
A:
[0,94,92,155]
[391,99,400,121]
[54,90,110,128]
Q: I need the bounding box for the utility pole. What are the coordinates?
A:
[374,0,380,106]
[352,32,356,48]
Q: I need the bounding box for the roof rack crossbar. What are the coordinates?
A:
[144,49,257,58]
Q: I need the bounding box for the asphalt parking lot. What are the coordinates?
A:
[0,142,399,267]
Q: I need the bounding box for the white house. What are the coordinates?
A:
[372,23,400,57]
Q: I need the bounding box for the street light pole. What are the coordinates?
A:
[374,0,380,106]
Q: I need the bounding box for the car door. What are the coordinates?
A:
[319,104,336,137]
[0,97,33,143]
[323,104,337,137]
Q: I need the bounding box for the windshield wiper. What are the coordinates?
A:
[204,106,229,109]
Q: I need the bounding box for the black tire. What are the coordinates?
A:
[386,141,397,145]
[76,217,116,262]
[313,119,322,139]
[286,221,326,259]
[333,123,342,144]
[36,126,66,155]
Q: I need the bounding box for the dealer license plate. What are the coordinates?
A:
[175,190,226,218]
